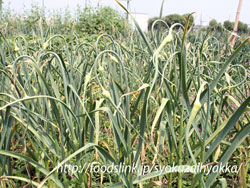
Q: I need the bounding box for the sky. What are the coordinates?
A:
[3,0,250,25]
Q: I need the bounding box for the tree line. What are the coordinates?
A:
[148,14,194,30]
[209,19,250,34]
[148,13,250,35]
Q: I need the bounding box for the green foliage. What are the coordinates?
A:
[1,5,75,36]
[164,13,185,26]
[0,3,250,188]
[215,23,224,32]
[238,21,248,33]
[223,20,249,34]
[182,13,194,28]
[223,20,234,31]
[209,19,224,32]
[75,6,128,36]
[209,19,217,28]
[0,5,128,37]
[148,13,194,30]
[208,19,249,34]
[148,17,160,30]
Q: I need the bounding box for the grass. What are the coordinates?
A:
[0,1,250,187]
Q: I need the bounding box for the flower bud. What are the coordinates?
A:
[102,89,111,99]
[14,44,19,51]
[164,33,173,44]
[193,100,202,112]
[98,66,104,73]
[43,42,49,49]
[109,55,119,64]
[85,72,91,85]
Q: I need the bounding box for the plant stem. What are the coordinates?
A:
[177,107,184,188]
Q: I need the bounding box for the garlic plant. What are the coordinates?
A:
[0,1,250,188]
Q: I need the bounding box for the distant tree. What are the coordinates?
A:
[164,13,195,30]
[209,19,217,27]
[238,21,248,33]
[76,6,127,35]
[148,16,160,30]
[209,19,218,31]
[148,14,194,31]
[223,21,234,31]
[223,20,248,33]
[164,14,185,28]
[216,23,223,32]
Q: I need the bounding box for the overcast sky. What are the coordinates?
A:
[3,0,250,25]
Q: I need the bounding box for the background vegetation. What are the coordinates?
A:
[209,19,249,34]
[148,13,194,30]
[0,2,250,188]
[0,5,129,38]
